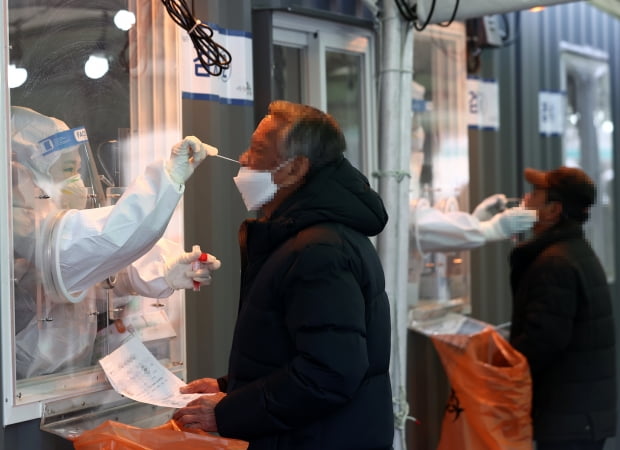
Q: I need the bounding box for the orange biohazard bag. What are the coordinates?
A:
[71,419,248,450]
[431,327,533,450]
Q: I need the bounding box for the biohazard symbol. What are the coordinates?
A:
[446,388,464,421]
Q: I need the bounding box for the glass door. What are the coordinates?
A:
[272,12,376,178]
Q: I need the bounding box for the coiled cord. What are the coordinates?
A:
[394,0,460,31]
[161,0,232,76]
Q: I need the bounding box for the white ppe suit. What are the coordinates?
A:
[408,194,536,307]
[11,106,218,378]
[411,194,535,253]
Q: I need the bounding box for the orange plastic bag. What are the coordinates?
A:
[71,419,248,450]
[431,327,533,450]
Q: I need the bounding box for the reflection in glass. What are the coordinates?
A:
[273,44,303,103]
[7,0,183,419]
[326,51,363,170]
[8,0,130,379]
[562,50,615,282]
[407,23,469,318]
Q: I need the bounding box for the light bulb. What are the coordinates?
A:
[8,63,27,88]
[114,10,136,31]
[84,54,109,79]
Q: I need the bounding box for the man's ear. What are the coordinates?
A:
[276,156,310,188]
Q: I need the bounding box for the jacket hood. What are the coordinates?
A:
[274,157,387,234]
[241,158,388,257]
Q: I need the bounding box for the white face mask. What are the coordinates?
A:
[233,160,291,212]
[58,174,88,209]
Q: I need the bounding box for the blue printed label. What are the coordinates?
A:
[40,126,89,156]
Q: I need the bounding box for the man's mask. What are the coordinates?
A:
[233,160,291,211]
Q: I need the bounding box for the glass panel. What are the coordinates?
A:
[326,50,363,170]
[407,23,470,319]
[7,0,184,418]
[562,51,615,282]
[271,12,374,178]
[273,44,303,103]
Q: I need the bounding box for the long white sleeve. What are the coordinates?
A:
[57,160,184,293]
[411,201,536,253]
[412,203,487,254]
[112,238,182,299]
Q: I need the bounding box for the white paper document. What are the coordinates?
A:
[99,336,204,408]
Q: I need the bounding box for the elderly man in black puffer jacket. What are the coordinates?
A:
[509,166,616,450]
[174,101,394,449]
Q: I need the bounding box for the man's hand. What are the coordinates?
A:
[173,391,226,432]
[180,377,221,394]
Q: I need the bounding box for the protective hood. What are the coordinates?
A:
[11,106,91,203]
[11,106,71,181]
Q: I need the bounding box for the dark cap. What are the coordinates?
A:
[524,166,596,221]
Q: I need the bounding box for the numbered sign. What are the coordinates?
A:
[467,77,499,130]
[180,25,254,105]
[539,91,565,136]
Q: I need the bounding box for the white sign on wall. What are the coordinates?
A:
[467,77,500,130]
[539,91,565,136]
[180,25,254,105]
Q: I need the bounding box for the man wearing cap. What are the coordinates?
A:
[509,166,616,450]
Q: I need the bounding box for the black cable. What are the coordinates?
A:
[497,13,519,47]
[413,0,436,31]
[161,0,231,76]
[394,0,416,22]
[438,0,460,28]
[393,0,437,32]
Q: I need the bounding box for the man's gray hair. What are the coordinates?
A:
[268,100,346,171]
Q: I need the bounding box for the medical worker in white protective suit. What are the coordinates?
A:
[411,193,536,253]
[11,106,221,379]
[407,144,538,300]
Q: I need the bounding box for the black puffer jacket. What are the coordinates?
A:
[215,158,394,450]
[509,221,616,442]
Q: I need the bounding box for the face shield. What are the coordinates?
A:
[11,106,105,211]
[38,126,105,210]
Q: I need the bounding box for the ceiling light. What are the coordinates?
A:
[114,9,136,31]
[84,54,109,79]
[8,63,27,88]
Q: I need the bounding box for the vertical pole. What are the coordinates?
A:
[376,1,413,449]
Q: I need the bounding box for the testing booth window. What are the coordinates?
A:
[3,0,187,424]
[407,22,470,320]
